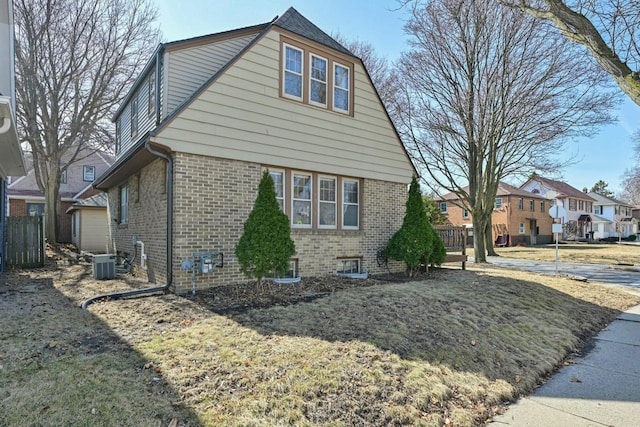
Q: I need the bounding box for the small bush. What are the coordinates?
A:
[386,177,434,277]
[235,171,296,285]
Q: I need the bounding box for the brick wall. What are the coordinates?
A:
[169,153,407,294]
[108,159,168,283]
[9,199,26,216]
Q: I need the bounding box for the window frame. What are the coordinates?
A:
[269,169,285,211]
[282,43,304,101]
[26,202,45,217]
[130,97,138,138]
[60,170,67,184]
[529,200,535,211]
[439,202,447,213]
[569,198,577,211]
[519,222,525,234]
[309,53,328,107]
[540,201,545,213]
[148,72,156,117]
[333,61,350,114]
[342,178,359,229]
[494,198,503,209]
[518,198,523,210]
[83,165,96,182]
[337,258,361,275]
[119,185,129,225]
[318,175,337,229]
[462,208,469,219]
[292,172,312,228]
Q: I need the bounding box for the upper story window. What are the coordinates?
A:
[60,170,67,184]
[463,209,469,219]
[540,201,545,212]
[494,198,503,209]
[586,202,592,213]
[529,200,535,211]
[578,200,584,210]
[594,205,602,215]
[333,63,350,113]
[569,198,577,211]
[283,44,303,100]
[83,165,96,182]
[440,202,447,213]
[310,54,327,106]
[342,179,359,229]
[281,38,353,114]
[131,97,139,138]
[517,198,523,210]
[148,73,156,117]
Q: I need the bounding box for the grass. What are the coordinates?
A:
[472,242,640,265]
[1,259,638,426]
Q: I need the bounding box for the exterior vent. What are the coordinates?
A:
[93,254,116,280]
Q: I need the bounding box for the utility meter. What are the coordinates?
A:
[200,254,214,274]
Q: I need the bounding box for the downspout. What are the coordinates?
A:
[81,141,173,309]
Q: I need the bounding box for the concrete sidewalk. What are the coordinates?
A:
[490,304,640,426]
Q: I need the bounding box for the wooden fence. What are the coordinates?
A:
[6,216,45,268]
[434,225,468,269]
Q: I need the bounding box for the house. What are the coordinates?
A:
[588,192,636,239]
[66,193,110,253]
[93,8,415,293]
[520,175,596,240]
[0,0,26,274]
[8,149,112,243]
[439,182,554,246]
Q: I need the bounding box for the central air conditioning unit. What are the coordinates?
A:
[93,254,116,280]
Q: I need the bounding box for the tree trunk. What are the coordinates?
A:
[472,214,488,263]
[44,174,60,243]
[485,216,499,256]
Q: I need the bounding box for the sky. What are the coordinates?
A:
[155,0,640,195]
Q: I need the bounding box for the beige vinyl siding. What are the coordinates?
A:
[117,71,157,158]
[164,33,259,117]
[153,30,413,184]
[79,209,109,253]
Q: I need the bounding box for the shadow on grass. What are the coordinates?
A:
[0,270,199,427]
[212,268,631,398]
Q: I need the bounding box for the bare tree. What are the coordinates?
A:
[14,0,160,243]
[396,0,617,262]
[620,131,640,203]
[332,34,400,120]
[503,0,640,106]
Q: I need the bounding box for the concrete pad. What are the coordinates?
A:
[596,320,640,346]
[531,365,640,427]
[576,340,640,377]
[619,304,640,316]
[489,397,601,426]
[617,313,640,322]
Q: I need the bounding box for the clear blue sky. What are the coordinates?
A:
[155,0,640,195]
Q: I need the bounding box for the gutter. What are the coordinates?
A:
[81,141,173,309]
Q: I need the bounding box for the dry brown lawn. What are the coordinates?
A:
[471,243,640,265]
[1,253,638,426]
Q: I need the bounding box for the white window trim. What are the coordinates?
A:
[337,258,361,274]
[318,175,337,229]
[120,186,129,224]
[333,61,350,113]
[148,73,155,117]
[494,198,503,209]
[440,202,447,213]
[282,43,303,101]
[268,168,285,211]
[131,97,138,138]
[342,178,359,230]
[462,209,469,219]
[292,172,312,229]
[309,53,328,107]
[83,165,95,182]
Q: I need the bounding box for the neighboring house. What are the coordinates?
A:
[439,182,553,246]
[8,149,113,243]
[93,8,415,293]
[66,193,110,253]
[520,175,596,240]
[0,0,26,274]
[588,192,636,239]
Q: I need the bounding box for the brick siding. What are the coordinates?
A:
[109,153,408,294]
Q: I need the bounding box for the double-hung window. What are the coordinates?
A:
[309,54,327,106]
[319,177,336,228]
[283,44,303,100]
[83,165,95,182]
[439,202,447,213]
[292,173,312,227]
[333,63,350,113]
[494,198,503,209]
[529,200,535,211]
[342,179,359,229]
[463,209,469,219]
[517,198,523,210]
[270,170,285,211]
[120,186,129,224]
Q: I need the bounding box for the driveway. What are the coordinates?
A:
[484,256,640,295]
